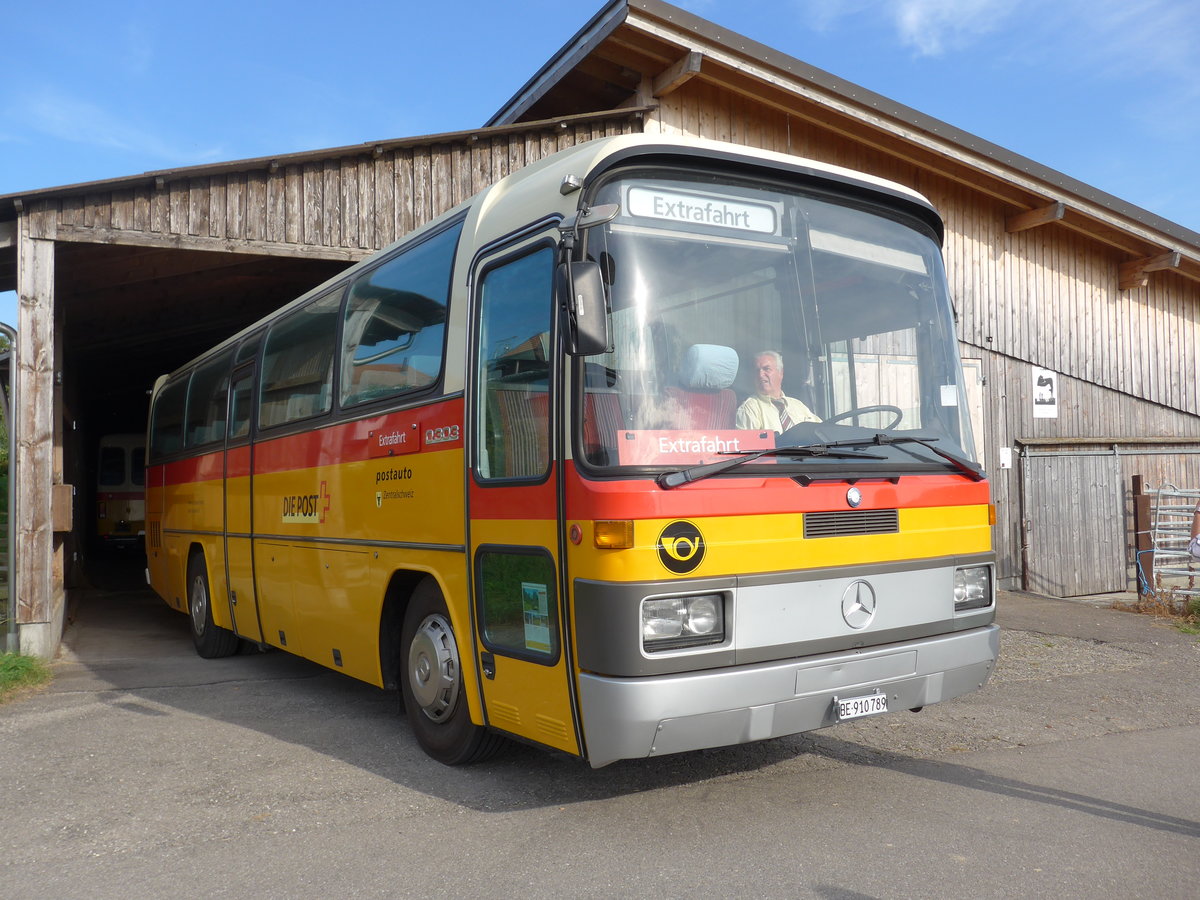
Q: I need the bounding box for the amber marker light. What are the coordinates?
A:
[988,504,997,526]
[594,520,634,549]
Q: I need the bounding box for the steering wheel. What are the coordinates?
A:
[823,405,903,430]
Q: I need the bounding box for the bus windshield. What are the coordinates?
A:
[579,170,976,478]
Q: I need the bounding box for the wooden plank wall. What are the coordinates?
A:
[43,114,641,258]
[651,81,1200,590]
[984,354,1200,584]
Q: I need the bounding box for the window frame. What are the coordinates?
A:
[473,544,562,666]
[258,287,344,432]
[338,218,465,413]
[470,237,559,487]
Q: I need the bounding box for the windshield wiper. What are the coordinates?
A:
[656,445,886,490]
[834,433,986,482]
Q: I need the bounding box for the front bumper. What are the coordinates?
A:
[579,623,999,767]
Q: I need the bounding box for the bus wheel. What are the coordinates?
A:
[187,554,239,659]
[399,579,505,765]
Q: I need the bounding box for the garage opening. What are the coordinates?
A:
[58,242,351,591]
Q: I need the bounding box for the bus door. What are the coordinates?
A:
[223,364,262,641]
[467,240,581,757]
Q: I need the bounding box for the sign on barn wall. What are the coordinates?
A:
[1033,366,1059,419]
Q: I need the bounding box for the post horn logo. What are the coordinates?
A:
[657,521,705,574]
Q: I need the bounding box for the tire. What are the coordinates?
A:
[399,578,505,765]
[187,553,240,659]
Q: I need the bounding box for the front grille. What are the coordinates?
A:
[803,509,899,538]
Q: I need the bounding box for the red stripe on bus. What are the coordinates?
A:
[564,463,988,519]
[469,476,558,519]
[153,398,465,485]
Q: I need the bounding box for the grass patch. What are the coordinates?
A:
[0,652,52,702]
[1115,590,1200,635]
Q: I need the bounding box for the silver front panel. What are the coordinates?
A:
[578,623,999,767]
[735,565,950,652]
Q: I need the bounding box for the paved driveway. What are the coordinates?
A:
[2,582,1198,898]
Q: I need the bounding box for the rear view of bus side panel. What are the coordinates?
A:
[95,433,146,548]
[159,452,232,628]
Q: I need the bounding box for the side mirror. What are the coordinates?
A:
[556,260,610,357]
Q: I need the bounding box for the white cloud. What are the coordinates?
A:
[14,87,224,166]
[1002,0,1200,137]
[793,0,1017,54]
[891,0,1016,55]
[1045,0,1200,87]
[793,0,1200,127]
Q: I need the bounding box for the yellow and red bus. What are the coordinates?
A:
[96,433,145,547]
[146,135,997,766]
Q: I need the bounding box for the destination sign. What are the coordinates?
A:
[627,187,778,234]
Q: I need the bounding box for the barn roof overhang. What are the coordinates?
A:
[0,107,650,297]
[489,0,1200,287]
[0,107,648,231]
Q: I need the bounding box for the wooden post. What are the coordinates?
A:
[15,208,63,658]
[1131,474,1153,597]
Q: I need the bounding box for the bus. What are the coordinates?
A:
[145,135,997,767]
[96,433,145,548]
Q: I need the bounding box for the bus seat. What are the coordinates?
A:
[583,391,624,463]
[665,344,739,429]
[490,387,549,478]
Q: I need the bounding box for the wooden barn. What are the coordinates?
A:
[2,0,1198,657]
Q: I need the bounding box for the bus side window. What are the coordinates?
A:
[228,373,253,440]
[259,289,342,429]
[184,350,233,448]
[476,548,559,661]
[98,444,126,487]
[475,246,555,480]
[340,221,461,409]
[150,376,188,459]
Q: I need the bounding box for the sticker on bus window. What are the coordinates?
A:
[616,430,774,467]
[521,582,552,653]
[627,186,779,234]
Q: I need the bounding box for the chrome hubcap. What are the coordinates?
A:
[189,574,207,636]
[408,614,460,722]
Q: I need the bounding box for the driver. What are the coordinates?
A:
[735,350,820,432]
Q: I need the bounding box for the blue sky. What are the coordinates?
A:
[3,0,1198,328]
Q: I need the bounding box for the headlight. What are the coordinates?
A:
[954,565,992,610]
[642,594,725,651]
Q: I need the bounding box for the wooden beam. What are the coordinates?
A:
[653,51,703,98]
[1119,251,1182,291]
[15,221,59,655]
[1006,201,1066,233]
[52,224,372,262]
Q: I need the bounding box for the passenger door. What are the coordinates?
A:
[467,238,580,756]
[224,365,262,641]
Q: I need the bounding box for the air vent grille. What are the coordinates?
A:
[804,509,899,538]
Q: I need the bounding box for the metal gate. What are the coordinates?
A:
[1146,484,1200,600]
[1020,450,1125,597]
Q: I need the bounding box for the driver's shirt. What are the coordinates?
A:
[735,393,820,432]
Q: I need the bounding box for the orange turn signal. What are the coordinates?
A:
[594,520,634,549]
[988,504,997,526]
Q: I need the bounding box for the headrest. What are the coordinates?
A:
[679,344,738,390]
